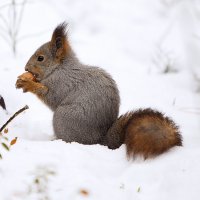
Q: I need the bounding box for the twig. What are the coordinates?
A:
[0,31,10,45]
[0,105,29,132]
[15,0,27,37]
[0,13,9,28]
[0,95,6,110]
[0,0,34,10]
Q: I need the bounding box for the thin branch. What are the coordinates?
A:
[0,23,8,34]
[0,3,10,10]
[0,2,21,10]
[0,0,33,54]
[0,96,6,110]
[7,3,13,40]
[15,0,27,37]
[12,0,17,35]
[0,13,9,28]
[0,0,34,9]
[11,0,17,54]
[0,105,29,132]
[0,31,10,44]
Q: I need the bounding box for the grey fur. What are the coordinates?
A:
[25,42,120,145]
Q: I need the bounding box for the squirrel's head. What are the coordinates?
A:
[25,22,71,81]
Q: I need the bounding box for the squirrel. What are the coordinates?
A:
[16,22,182,159]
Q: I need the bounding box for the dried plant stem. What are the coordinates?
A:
[0,0,28,55]
[0,105,29,132]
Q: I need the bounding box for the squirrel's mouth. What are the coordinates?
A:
[27,70,41,82]
[25,64,43,82]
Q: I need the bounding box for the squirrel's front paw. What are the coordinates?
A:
[16,79,34,93]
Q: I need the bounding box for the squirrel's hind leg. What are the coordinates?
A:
[53,105,103,145]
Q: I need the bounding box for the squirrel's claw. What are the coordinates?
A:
[16,79,23,89]
[15,79,30,93]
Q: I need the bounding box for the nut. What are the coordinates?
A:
[18,72,35,81]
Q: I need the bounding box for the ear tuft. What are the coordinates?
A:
[52,22,68,43]
[50,22,70,61]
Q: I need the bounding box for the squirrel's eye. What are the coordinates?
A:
[37,55,44,62]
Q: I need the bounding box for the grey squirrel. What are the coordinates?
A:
[16,22,182,159]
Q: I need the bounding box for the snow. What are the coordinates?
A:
[0,0,200,199]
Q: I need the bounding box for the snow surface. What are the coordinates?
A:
[0,0,200,199]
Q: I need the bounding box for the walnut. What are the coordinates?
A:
[18,72,35,81]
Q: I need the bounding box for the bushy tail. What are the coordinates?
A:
[102,108,182,159]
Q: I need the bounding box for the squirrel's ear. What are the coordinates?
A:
[50,22,70,61]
